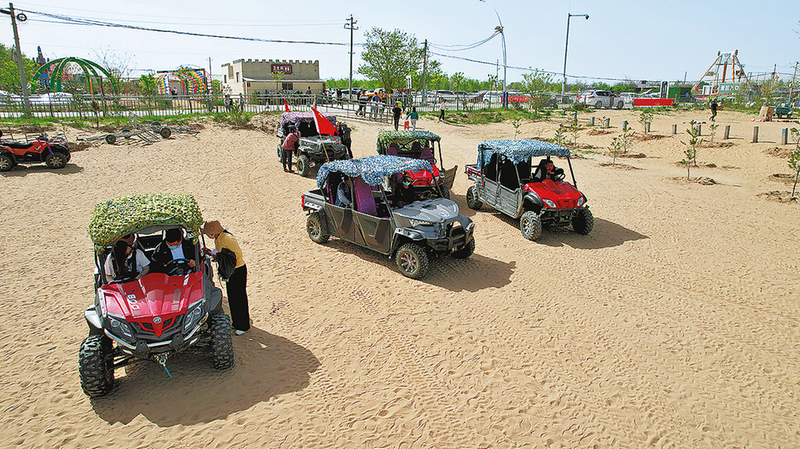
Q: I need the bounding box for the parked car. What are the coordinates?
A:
[775,101,793,119]
[0,90,21,104]
[80,193,233,397]
[375,130,457,199]
[577,90,623,109]
[302,155,476,279]
[30,92,75,105]
[275,111,351,176]
[464,139,593,240]
[0,132,70,171]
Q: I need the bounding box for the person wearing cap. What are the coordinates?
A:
[202,220,250,335]
[281,124,299,173]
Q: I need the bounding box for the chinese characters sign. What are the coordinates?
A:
[271,64,292,75]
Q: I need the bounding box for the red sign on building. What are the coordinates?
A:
[271,64,292,75]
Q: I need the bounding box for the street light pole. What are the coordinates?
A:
[479,0,506,106]
[561,13,588,103]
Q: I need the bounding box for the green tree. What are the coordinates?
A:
[0,43,37,94]
[521,69,555,113]
[358,28,424,90]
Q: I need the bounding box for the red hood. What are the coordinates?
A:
[99,272,204,336]
[524,179,585,209]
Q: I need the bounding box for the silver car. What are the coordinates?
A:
[577,90,624,109]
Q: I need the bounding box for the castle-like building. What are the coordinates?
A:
[221,59,325,95]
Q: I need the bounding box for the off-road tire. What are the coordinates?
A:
[572,208,594,235]
[209,313,234,369]
[441,188,450,200]
[0,153,13,172]
[296,154,311,177]
[159,127,172,139]
[466,185,483,210]
[595,101,603,109]
[306,212,329,243]
[616,101,623,110]
[45,152,68,169]
[520,211,542,240]
[105,134,116,145]
[79,334,115,397]
[395,243,429,279]
[451,238,475,259]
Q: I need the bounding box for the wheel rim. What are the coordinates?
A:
[308,217,321,239]
[399,250,418,274]
[52,155,65,167]
[522,217,532,234]
[0,157,10,170]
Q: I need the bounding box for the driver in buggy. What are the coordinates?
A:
[151,228,197,275]
[533,158,565,182]
[104,236,151,283]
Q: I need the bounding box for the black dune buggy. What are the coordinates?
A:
[301,155,475,279]
[276,111,350,176]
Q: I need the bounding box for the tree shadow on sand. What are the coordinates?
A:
[90,327,320,426]
[324,240,514,292]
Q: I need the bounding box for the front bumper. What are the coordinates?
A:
[427,223,475,253]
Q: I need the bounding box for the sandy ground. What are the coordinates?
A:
[1,108,799,448]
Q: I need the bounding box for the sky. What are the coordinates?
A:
[2,0,799,87]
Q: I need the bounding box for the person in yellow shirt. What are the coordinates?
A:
[202,220,250,335]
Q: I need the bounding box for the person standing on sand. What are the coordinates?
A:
[710,98,718,122]
[392,102,403,131]
[202,220,251,335]
[438,100,447,123]
[406,107,419,131]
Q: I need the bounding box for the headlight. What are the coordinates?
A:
[543,199,557,208]
[409,219,435,227]
[109,316,133,340]
[577,197,585,207]
[183,299,206,333]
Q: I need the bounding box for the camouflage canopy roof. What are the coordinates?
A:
[477,139,570,167]
[317,155,432,187]
[376,130,440,153]
[88,193,203,248]
[279,111,337,129]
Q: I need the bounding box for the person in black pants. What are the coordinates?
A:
[202,220,251,335]
[392,102,402,130]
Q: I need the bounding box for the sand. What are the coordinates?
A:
[1,108,799,448]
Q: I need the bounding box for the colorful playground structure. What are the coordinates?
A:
[154,68,209,95]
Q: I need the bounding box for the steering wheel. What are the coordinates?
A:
[164,258,192,276]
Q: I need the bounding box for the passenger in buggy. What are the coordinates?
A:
[336,176,353,208]
[532,158,565,182]
[392,173,417,209]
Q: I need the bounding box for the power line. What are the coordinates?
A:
[428,50,640,83]
[20,8,352,47]
[428,31,501,52]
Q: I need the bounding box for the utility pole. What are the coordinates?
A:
[344,15,357,101]
[2,3,30,114]
[422,39,428,106]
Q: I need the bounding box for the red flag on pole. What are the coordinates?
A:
[284,99,291,112]
[311,107,337,136]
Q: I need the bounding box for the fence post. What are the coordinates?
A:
[672,124,677,135]
[590,116,595,126]
[724,125,730,140]
[752,126,759,143]
[781,128,788,145]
